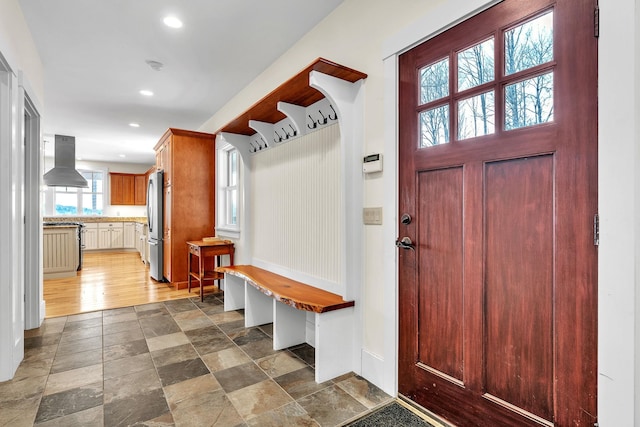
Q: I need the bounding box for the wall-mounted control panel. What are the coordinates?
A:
[363,153,382,173]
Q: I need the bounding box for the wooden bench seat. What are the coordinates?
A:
[215,264,355,383]
[215,265,354,313]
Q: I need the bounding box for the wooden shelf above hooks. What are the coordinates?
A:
[216,58,367,136]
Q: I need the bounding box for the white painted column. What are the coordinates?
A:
[310,70,365,379]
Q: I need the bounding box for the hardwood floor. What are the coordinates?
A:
[43,250,194,318]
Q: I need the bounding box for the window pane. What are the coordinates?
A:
[457,38,495,91]
[458,91,495,140]
[420,58,449,104]
[228,150,238,187]
[505,11,553,75]
[227,189,237,225]
[505,72,554,130]
[420,105,450,147]
[82,194,103,215]
[82,171,103,193]
[55,192,78,215]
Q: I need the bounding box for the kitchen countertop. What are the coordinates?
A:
[43,216,147,224]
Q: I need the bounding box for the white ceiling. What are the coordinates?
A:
[19,0,344,165]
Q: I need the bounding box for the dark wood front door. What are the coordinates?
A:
[398,1,598,425]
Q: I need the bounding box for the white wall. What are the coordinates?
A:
[598,0,640,425]
[251,124,343,292]
[200,0,640,425]
[0,0,43,102]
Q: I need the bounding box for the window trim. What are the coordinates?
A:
[216,144,240,238]
[44,168,106,216]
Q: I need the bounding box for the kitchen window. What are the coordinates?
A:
[44,170,104,215]
[217,146,240,235]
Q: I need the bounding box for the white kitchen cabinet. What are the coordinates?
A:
[98,222,124,249]
[123,222,136,248]
[83,223,99,250]
[134,223,148,262]
[43,225,78,279]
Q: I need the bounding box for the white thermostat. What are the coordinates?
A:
[363,153,382,173]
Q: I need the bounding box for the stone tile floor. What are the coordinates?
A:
[0,292,392,426]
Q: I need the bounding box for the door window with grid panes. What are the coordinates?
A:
[418,10,554,148]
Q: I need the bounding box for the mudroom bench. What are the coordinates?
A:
[215,264,355,383]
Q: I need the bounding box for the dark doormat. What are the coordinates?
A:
[344,401,436,427]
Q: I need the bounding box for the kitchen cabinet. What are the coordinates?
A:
[135,222,147,262]
[123,222,136,248]
[98,222,124,249]
[154,128,215,287]
[134,175,147,205]
[110,173,147,206]
[43,225,78,279]
[110,173,134,205]
[83,223,99,250]
[155,140,171,187]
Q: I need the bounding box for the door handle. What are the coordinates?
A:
[395,237,415,251]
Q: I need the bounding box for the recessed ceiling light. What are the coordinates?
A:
[119,154,126,158]
[163,16,183,28]
[129,123,140,128]
[139,90,153,96]
[145,59,164,71]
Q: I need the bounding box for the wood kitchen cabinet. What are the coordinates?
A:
[154,128,215,287]
[110,172,147,206]
[155,140,172,187]
[110,173,134,205]
[134,175,147,205]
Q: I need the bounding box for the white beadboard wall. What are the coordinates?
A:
[250,124,343,290]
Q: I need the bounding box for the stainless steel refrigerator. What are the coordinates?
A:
[147,170,164,281]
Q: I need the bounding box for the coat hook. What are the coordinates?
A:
[274,130,283,143]
[282,127,291,140]
[285,124,297,138]
[328,104,338,121]
[307,114,317,129]
[317,110,328,125]
[260,137,268,149]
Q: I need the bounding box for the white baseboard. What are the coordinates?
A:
[40,300,46,324]
[361,349,396,396]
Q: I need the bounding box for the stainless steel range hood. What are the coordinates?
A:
[43,135,88,188]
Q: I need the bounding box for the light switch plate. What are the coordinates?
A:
[363,207,383,225]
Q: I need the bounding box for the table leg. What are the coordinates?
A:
[216,255,221,289]
[187,252,192,293]
[199,250,204,302]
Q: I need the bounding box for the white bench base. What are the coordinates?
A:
[222,273,354,383]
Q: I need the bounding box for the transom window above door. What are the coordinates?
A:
[418,9,554,148]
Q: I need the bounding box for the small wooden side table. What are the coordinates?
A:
[187,240,235,302]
